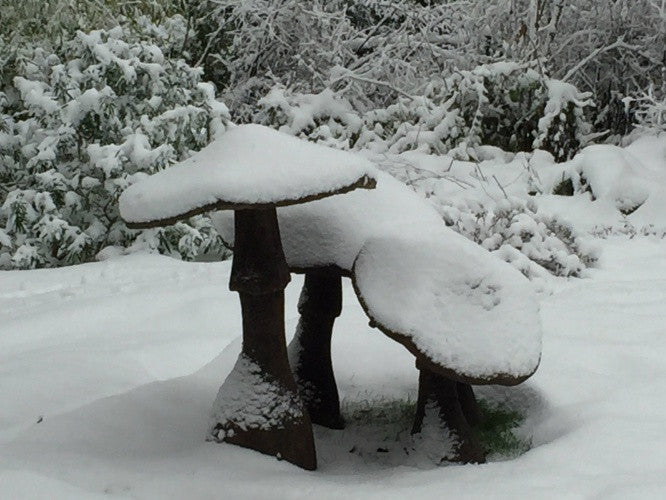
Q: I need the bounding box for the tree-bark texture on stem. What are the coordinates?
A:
[457,382,483,428]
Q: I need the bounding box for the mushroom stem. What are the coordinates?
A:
[457,382,483,427]
[211,207,317,471]
[289,268,345,429]
[412,365,486,464]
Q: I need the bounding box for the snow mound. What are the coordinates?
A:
[544,144,650,215]
[209,354,304,437]
[353,226,542,384]
[212,169,444,272]
[119,124,376,224]
[623,134,666,228]
[576,145,649,213]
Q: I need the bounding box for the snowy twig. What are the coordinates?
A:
[492,175,509,199]
[328,70,415,101]
[562,37,643,83]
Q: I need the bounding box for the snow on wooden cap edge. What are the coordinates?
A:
[121,174,376,229]
[351,230,543,386]
[119,124,377,227]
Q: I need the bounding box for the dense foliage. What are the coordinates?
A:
[191,0,665,141]
[0,19,229,269]
[1,0,662,271]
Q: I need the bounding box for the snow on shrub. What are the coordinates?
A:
[256,87,364,150]
[439,198,599,279]
[533,80,595,162]
[545,145,650,215]
[632,84,666,136]
[0,22,230,269]
[255,63,594,162]
[377,152,599,279]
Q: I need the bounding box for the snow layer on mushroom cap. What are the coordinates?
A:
[212,169,444,271]
[353,227,542,382]
[119,124,376,224]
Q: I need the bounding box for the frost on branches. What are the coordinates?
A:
[0,22,230,269]
[256,63,594,162]
[440,199,599,279]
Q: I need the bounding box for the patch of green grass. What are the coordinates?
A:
[475,400,531,459]
[338,396,531,461]
[342,397,415,426]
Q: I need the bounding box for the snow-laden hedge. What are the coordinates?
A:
[439,199,599,279]
[256,63,594,162]
[193,0,663,141]
[0,22,230,269]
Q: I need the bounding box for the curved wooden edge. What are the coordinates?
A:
[350,270,540,386]
[123,174,376,229]
[291,265,351,278]
[217,237,352,278]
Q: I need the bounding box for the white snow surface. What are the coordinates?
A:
[119,124,376,224]
[381,134,666,237]
[212,169,445,271]
[2,237,666,498]
[353,227,542,381]
[209,354,303,436]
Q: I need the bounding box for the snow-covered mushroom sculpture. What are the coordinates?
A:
[353,228,542,462]
[118,124,376,470]
[213,169,542,463]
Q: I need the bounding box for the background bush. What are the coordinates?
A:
[0,19,230,269]
[1,0,661,272]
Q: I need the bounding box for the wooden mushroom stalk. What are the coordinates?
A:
[118,124,376,470]
[288,266,347,429]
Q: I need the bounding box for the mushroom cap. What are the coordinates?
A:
[352,227,543,385]
[212,170,444,273]
[119,124,376,228]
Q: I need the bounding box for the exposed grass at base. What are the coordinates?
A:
[476,400,531,459]
[338,396,530,461]
[341,397,415,426]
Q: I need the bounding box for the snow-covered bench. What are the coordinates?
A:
[213,167,542,463]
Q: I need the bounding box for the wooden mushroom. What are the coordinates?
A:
[352,229,542,462]
[212,169,542,463]
[118,124,376,470]
[288,266,346,429]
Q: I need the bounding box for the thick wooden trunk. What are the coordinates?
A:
[289,268,345,429]
[457,382,482,427]
[210,208,317,470]
[412,366,486,464]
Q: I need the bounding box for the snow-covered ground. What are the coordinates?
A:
[1,234,665,499]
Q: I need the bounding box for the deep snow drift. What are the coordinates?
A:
[1,235,666,499]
